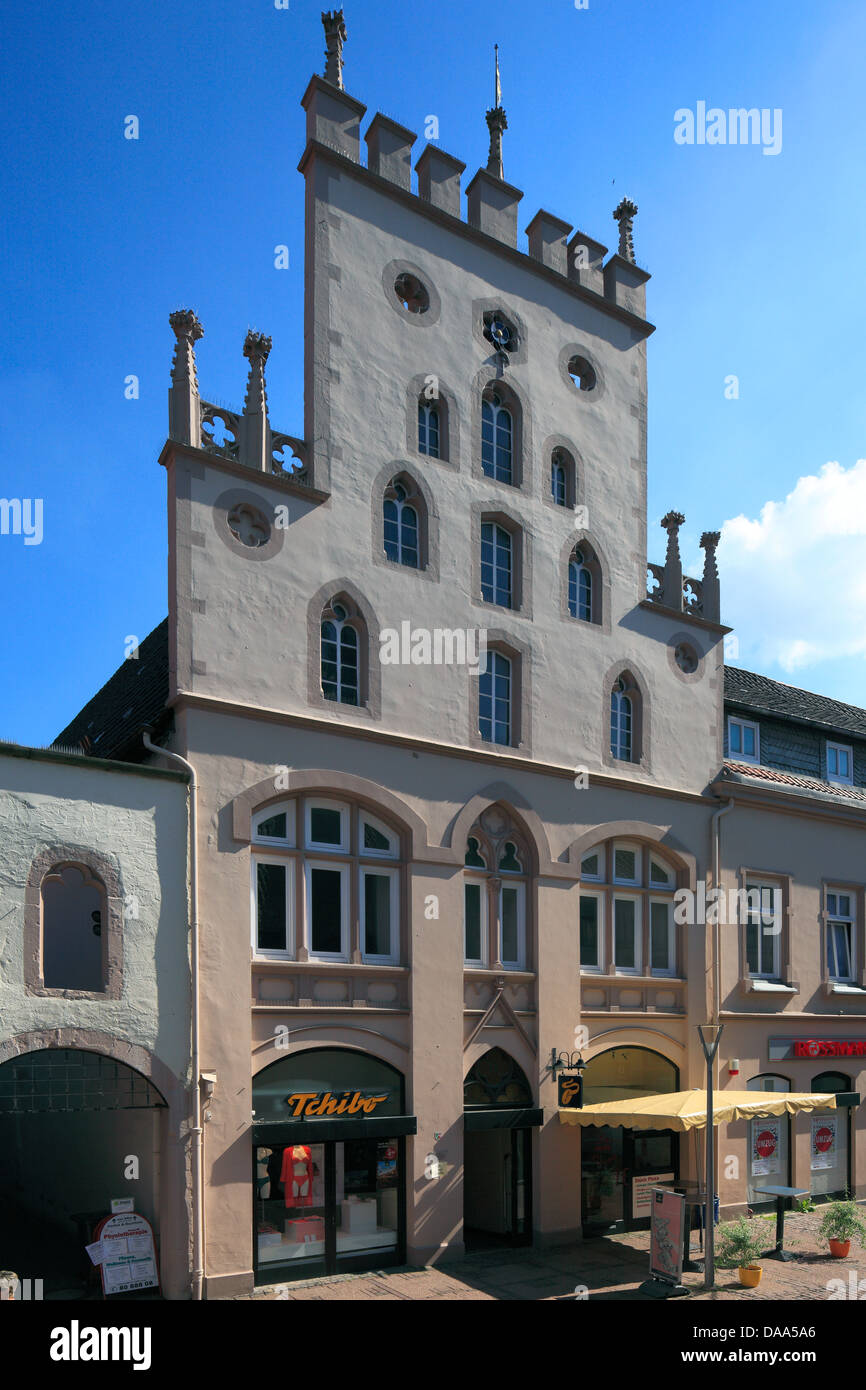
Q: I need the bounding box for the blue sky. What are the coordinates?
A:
[2,0,866,745]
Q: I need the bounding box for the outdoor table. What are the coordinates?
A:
[758,1185,809,1261]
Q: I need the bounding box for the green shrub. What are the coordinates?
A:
[818,1200,866,1245]
[715,1215,764,1269]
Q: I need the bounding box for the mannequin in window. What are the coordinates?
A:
[280,1144,314,1207]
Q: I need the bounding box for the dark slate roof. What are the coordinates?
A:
[53,618,170,762]
[724,667,866,739]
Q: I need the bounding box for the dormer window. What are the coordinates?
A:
[728,716,759,764]
[827,741,854,786]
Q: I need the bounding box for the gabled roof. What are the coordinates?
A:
[724,666,866,740]
[53,618,170,762]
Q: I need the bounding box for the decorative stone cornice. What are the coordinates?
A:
[613,197,638,264]
[322,8,346,90]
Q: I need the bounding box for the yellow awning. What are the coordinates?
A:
[558,1088,837,1132]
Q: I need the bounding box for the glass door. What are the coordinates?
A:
[581,1125,625,1232]
[628,1129,677,1228]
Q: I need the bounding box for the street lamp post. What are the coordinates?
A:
[697,1023,724,1290]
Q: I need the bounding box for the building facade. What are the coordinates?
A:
[0,743,192,1298]
[43,10,866,1296]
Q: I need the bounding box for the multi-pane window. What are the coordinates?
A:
[481,394,513,483]
[745,882,780,978]
[418,401,440,458]
[480,522,512,607]
[383,482,419,568]
[463,830,528,970]
[827,742,854,786]
[728,716,759,763]
[568,549,592,621]
[610,679,632,761]
[251,800,400,964]
[479,650,512,745]
[579,842,678,977]
[826,889,854,981]
[321,603,359,706]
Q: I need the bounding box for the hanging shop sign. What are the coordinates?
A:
[94,1212,159,1296]
[649,1187,686,1285]
[769,1037,866,1061]
[284,1090,390,1119]
[810,1115,838,1171]
[751,1118,781,1176]
[557,1074,583,1109]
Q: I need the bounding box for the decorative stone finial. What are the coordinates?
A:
[168,309,204,446]
[239,330,273,472]
[322,9,346,89]
[613,197,638,264]
[660,511,685,610]
[700,530,721,622]
[485,106,507,180]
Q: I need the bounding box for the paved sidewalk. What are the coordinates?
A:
[240,1211,862,1301]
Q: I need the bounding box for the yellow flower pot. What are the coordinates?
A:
[738,1264,763,1288]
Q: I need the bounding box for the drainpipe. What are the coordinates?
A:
[143,732,204,1301]
[710,799,735,1026]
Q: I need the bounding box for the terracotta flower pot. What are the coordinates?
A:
[829,1239,851,1258]
[738,1264,763,1288]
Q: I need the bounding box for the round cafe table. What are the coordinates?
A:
[757,1185,809,1261]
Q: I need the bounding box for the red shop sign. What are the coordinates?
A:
[793,1040,866,1058]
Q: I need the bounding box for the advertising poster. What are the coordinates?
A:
[751,1118,781,1176]
[811,1115,838,1171]
[649,1187,686,1285]
[96,1212,159,1295]
[632,1172,675,1219]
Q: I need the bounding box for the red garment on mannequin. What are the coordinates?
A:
[280,1145,314,1208]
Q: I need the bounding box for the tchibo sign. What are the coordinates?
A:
[769,1038,866,1061]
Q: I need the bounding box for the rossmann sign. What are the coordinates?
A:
[769,1038,866,1061]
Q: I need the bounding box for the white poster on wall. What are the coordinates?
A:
[811,1115,838,1171]
[751,1118,781,1176]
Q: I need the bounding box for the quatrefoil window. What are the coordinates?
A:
[227,503,271,548]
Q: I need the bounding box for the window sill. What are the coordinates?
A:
[581,972,685,986]
[251,958,408,974]
[463,966,534,982]
[824,980,866,996]
[743,978,798,995]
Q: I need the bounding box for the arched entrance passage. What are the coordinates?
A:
[0,1049,167,1296]
[463,1048,541,1250]
[580,1046,680,1234]
[251,1047,415,1284]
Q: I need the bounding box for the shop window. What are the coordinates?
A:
[41,864,107,993]
[576,839,679,978]
[746,1074,790,1205]
[810,1071,851,1198]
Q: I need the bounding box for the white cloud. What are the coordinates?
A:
[715,459,866,673]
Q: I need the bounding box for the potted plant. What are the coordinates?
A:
[716,1215,765,1287]
[818,1200,866,1258]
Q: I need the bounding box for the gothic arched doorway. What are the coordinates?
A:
[463,1048,540,1250]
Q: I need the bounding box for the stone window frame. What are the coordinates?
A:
[736,866,797,994]
[461,808,533,972]
[575,839,684,981]
[470,503,531,621]
[471,298,529,367]
[369,462,440,583]
[24,844,124,999]
[382,259,442,327]
[213,487,286,562]
[306,579,382,720]
[468,629,532,758]
[602,662,651,774]
[542,435,583,515]
[820,879,866,993]
[470,368,532,495]
[558,342,606,401]
[666,630,707,684]
[405,373,459,468]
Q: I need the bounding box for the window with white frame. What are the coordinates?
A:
[578,839,678,977]
[610,680,633,761]
[462,818,529,971]
[728,716,759,763]
[481,393,513,483]
[478,649,512,746]
[826,888,855,982]
[251,799,401,963]
[418,399,440,458]
[826,742,854,786]
[481,522,513,608]
[745,881,781,978]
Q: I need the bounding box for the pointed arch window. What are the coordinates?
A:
[610,678,632,761]
[383,480,419,568]
[321,600,360,706]
[568,549,593,621]
[418,399,440,458]
[462,809,530,970]
[481,393,513,483]
[551,456,567,506]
